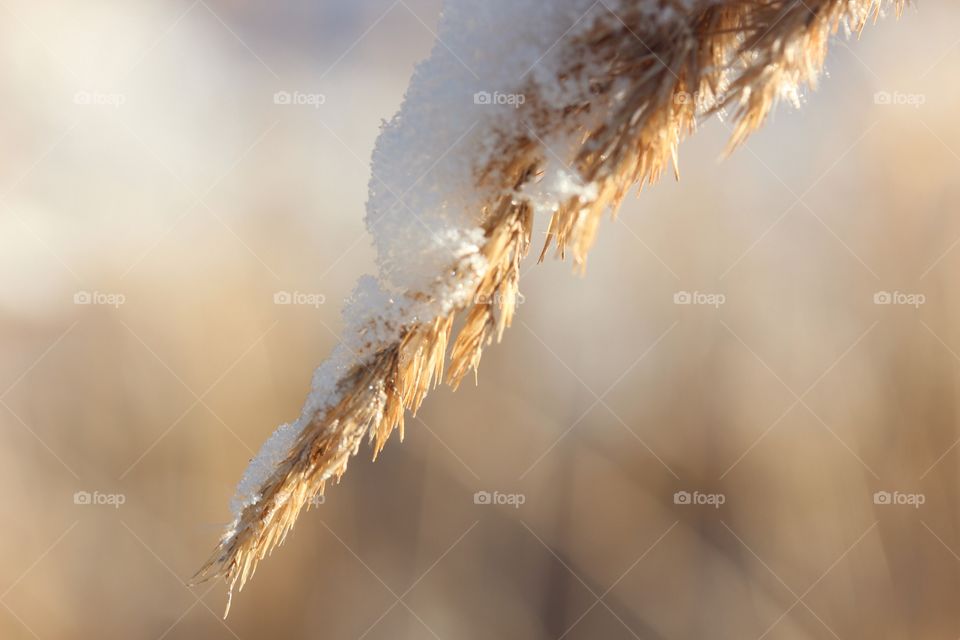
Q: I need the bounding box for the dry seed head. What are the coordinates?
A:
[197,0,906,612]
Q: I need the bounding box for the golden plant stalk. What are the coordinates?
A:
[196,0,905,612]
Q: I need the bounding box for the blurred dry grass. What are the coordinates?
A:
[1,1,959,638]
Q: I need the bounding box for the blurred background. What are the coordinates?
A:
[1,1,959,638]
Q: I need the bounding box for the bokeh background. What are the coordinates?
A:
[2,1,959,638]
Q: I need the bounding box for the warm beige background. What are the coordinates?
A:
[1,2,959,638]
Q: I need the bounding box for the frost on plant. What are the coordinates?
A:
[229,0,626,528]
[199,0,906,611]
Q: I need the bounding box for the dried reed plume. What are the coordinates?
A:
[196,0,906,612]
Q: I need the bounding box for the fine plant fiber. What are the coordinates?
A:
[195,0,906,614]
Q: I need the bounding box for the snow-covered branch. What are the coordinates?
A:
[196,0,905,612]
